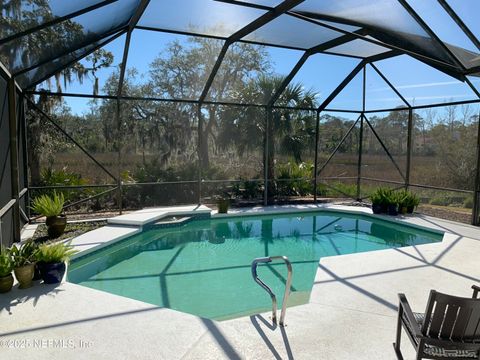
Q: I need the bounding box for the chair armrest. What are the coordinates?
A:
[398,293,423,338]
[472,285,480,298]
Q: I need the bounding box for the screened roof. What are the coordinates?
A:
[1,0,480,105]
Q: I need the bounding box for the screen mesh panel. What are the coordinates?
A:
[206,44,304,105]
[17,32,121,89]
[327,38,390,58]
[375,55,479,106]
[138,0,265,38]
[0,0,107,41]
[411,104,480,191]
[125,30,224,100]
[293,0,462,68]
[0,0,140,76]
[243,14,344,50]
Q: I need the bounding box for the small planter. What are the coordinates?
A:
[46,215,67,238]
[14,263,35,289]
[372,204,384,214]
[399,206,408,215]
[406,205,415,214]
[217,199,230,214]
[39,262,66,284]
[387,204,398,216]
[0,274,14,293]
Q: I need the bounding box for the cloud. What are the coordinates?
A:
[369,78,480,93]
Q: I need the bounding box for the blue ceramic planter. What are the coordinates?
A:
[39,262,66,284]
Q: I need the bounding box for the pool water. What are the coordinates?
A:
[68,211,443,320]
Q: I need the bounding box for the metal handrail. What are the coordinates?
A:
[251,255,292,327]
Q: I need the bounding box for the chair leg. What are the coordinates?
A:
[415,340,424,360]
[393,343,404,360]
[393,305,403,359]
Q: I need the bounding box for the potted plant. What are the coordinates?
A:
[35,241,77,284]
[217,196,230,214]
[396,190,409,215]
[10,240,37,289]
[386,191,399,216]
[370,188,391,214]
[31,191,66,238]
[0,247,14,293]
[406,192,420,214]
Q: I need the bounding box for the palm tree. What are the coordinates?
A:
[220,74,318,199]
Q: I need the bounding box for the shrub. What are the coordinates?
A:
[370,187,392,206]
[39,167,89,203]
[31,191,65,217]
[430,197,450,206]
[35,241,77,264]
[41,167,86,187]
[276,161,313,196]
[463,197,474,209]
[10,241,37,267]
[0,247,13,277]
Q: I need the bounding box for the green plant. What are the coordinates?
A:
[396,190,409,208]
[10,241,37,267]
[430,196,450,206]
[370,187,392,206]
[243,180,261,199]
[0,247,13,277]
[276,161,313,196]
[35,241,78,264]
[464,197,474,209]
[31,191,65,217]
[324,182,358,198]
[385,189,401,207]
[41,167,86,188]
[402,191,420,208]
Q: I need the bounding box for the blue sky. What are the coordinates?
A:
[39,1,480,117]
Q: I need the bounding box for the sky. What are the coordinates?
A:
[37,0,480,117]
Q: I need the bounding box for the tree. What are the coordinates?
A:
[223,74,318,198]
[146,37,270,168]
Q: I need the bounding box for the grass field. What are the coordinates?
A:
[37,150,475,224]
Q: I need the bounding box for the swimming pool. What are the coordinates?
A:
[68,211,443,320]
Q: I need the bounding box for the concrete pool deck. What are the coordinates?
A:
[1,205,479,359]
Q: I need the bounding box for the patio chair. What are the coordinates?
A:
[394,285,480,360]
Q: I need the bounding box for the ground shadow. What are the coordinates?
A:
[0,282,64,315]
[249,314,294,359]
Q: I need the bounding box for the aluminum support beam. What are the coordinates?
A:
[405,109,414,189]
[7,78,20,243]
[473,112,480,225]
[313,110,320,202]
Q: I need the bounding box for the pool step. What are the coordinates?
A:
[107,205,212,227]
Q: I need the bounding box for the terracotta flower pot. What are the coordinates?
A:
[0,274,14,293]
[46,215,67,238]
[14,263,35,289]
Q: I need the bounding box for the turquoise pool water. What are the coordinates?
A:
[68,211,443,320]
